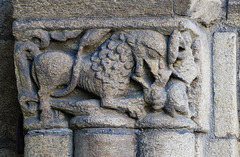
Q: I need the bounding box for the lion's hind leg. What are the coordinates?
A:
[101,95,146,119]
[37,87,55,126]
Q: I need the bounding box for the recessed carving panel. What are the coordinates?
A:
[13,18,210,132]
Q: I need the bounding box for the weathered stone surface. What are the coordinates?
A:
[12,18,211,156]
[10,1,219,153]
[227,0,240,27]
[0,40,20,155]
[0,0,13,37]
[239,142,240,156]
[0,40,19,113]
[177,19,211,132]
[173,0,197,16]
[13,0,173,18]
[173,0,222,25]
[13,18,180,34]
[195,133,206,157]
[13,18,209,131]
[3,0,240,156]
[74,128,137,157]
[0,148,19,157]
[206,139,239,157]
[213,32,238,138]
[136,112,197,130]
[24,129,73,157]
[139,129,195,157]
[0,0,20,155]
[70,113,136,129]
[191,0,221,25]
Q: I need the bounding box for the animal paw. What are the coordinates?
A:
[18,90,39,113]
[127,105,146,119]
[40,109,54,122]
[144,87,167,111]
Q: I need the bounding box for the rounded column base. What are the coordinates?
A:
[139,129,195,157]
[24,129,73,157]
[74,128,137,157]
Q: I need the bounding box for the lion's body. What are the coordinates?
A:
[33,34,135,108]
[15,30,168,124]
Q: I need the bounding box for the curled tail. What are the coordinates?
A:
[14,41,42,92]
[51,29,111,97]
[14,41,42,111]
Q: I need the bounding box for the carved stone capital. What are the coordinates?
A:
[13,18,210,133]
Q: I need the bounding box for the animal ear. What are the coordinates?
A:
[126,37,136,47]
[80,29,111,46]
[168,29,181,64]
[181,32,192,47]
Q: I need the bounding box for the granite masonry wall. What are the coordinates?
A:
[0,0,22,156]
[0,0,240,156]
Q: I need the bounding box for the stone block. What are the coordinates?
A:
[239,142,240,156]
[173,0,197,16]
[195,133,206,157]
[0,0,13,36]
[74,128,137,157]
[213,32,238,138]
[13,0,173,18]
[0,40,20,155]
[206,139,239,157]
[0,40,18,113]
[138,129,195,157]
[227,0,240,27]
[191,0,221,25]
[24,129,73,157]
[0,148,19,157]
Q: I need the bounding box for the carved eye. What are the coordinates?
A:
[148,49,159,59]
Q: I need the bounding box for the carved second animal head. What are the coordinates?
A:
[126,30,171,89]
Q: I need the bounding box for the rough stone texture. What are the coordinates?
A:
[173,0,197,16]
[206,139,239,157]
[0,40,21,155]
[0,0,22,156]
[12,0,222,26]
[138,129,195,157]
[24,129,73,157]
[195,134,206,157]
[0,0,13,37]
[190,0,221,25]
[227,0,240,27]
[13,18,180,33]
[5,0,240,156]
[74,128,137,157]
[13,0,173,18]
[213,32,238,138]
[192,31,211,133]
[0,148,20,157]
[239,142,240,156]
[13,17,210,128]
[173,0,222,25]
[12,16,211,156]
